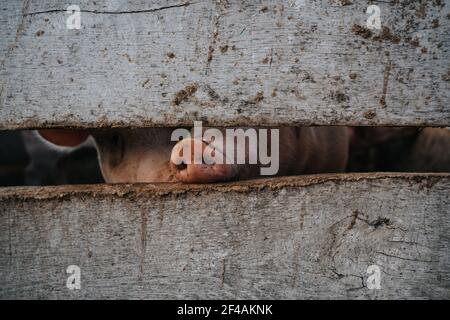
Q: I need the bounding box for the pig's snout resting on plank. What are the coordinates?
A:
[38,127,350,183]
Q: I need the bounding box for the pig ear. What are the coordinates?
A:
[38,129,90,147]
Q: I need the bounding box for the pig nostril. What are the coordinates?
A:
[176,162,187,171]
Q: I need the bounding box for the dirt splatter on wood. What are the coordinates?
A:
[204,84,220,100]
[1,173,447,201]
[363,110,376,119]
[331,91,349,103]
[415,2,427,19]
[142,79,150,88]
[253,92,264,103]
[172,84,198,106]
[442,68,450,81]
[271,89,277,97]
[373,27,401,44]
[408,38,420,47]
[330,0,353,6]
[207,46,214,62]
[121,53,133,63]
[347,209,359,230]
[219,45,229,53]
[431,19,439,28]
[351,24,372,39]
[380,61,391,107]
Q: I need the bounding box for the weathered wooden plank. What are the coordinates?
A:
[0,0,449,129]
[0,173,449,299]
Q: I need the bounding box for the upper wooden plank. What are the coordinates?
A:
[0,0,449,128]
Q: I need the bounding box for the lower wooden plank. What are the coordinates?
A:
[0,173,449,299]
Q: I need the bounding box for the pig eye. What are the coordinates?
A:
[108,132,125,167]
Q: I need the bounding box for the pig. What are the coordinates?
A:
[348,127,450,173]
[38,126,450,184]
[402,128,450,172]
[38,127,350,183]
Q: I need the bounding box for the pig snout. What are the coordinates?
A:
[170,138,238,183]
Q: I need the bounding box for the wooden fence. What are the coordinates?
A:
[0,0,449,299]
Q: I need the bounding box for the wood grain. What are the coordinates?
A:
[0,0,449,128]
[1,173,449,299]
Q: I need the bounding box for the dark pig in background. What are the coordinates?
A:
[0,131,103,186]
[38,127,349,183]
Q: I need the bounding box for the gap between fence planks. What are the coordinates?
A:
[0,0,449,129]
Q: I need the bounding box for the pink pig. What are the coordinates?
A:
[38,126,349,183]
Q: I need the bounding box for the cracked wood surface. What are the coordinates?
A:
[0,173,449,299]
[1,0,449,129]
